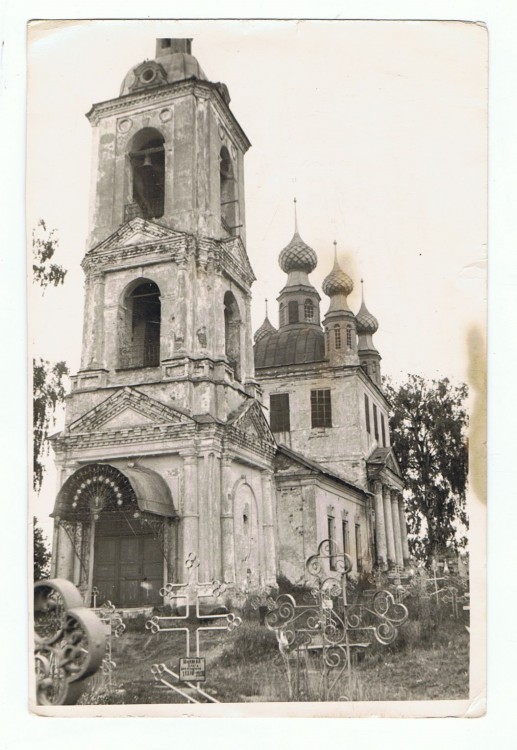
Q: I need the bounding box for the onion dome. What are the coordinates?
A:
[322,258,354,297]
[356,300,379,334]
[355,280,379,334]
[254,301,277,343]
[278,231,318,274]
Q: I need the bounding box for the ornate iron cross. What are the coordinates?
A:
[145,553,241,703]
[264,539,408,701]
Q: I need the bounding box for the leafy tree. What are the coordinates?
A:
[32,220,69,493]
[32,219,67,290]
[33,359,69,492]
[33,517,51,580]
[384,375,468,564]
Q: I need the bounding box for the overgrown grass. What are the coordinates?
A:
[79,589,469,705]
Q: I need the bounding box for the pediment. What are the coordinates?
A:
[68,387,192,434]
[367,446,403,480]
[223,237,256,284]
[91,218,185,253]
[228,400,276,446]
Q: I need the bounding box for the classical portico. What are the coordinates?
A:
[368,449,409,570]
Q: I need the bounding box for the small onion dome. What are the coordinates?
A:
[322,259,354,297]
[254,316,277,343]
[278,232,318,274]
[355,300,379,334]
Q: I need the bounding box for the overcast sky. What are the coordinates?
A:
[27,19,487,531]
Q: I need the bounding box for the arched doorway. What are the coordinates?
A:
[54,464,172,607]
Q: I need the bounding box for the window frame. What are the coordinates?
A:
[270,393,291,433]
[311,389,332,429]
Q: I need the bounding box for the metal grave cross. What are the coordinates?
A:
[145,553,242,703]
[264,539,408,701]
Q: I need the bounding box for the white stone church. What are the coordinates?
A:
[50,39,410,608]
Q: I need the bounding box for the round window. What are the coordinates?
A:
[141,67,156,83]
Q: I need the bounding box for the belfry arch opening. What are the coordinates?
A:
[119,280,161,368]
[224,291,241,380]
[128,128,165,220]
[220,146,238,235]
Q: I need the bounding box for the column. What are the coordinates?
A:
[382,485,396,567]
[220,456,235,584]
[373,481,388,569]
[398,493,411,565]
[181,454,199,581]
[391,490,404,568]
[260,470,277,586]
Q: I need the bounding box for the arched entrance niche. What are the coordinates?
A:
[224,291,241,380]
[233,480,261,589]
[118,278,161,368]
[53,463,176,607]
[128,127,165,220]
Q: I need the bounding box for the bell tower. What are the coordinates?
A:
[75,38,259,415]
[87,38,249,247]
[51,39,278,601]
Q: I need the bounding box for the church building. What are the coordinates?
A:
[50,39,410,608]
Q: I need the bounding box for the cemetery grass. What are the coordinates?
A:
[80,610,469,704]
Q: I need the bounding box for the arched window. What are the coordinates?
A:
[304,299,314,322]
[279,303,285,327]
[224,291,241,380]
[220,147,237,235]
[120,280,161,368]
[129,128,165,220]
[334,325,341,349]
[346,324,352,349]
[288,300,299,324]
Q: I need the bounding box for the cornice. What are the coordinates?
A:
[86,79,251,153]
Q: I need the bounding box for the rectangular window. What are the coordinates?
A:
[364,394,371,434]
[342,520,349,555]
[311,389,332,428]
[270,393,290,432]
[381,413,386,447]
[288,300,299,324]
[355,524,362,572]
[373,403,379,441]
[334,326,341,349]
[328,516,336,570]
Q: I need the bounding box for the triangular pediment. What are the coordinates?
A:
[92,218,185,253]
[223,237,256,284]
[366,446,403,480]
[228,400,276,446]
[68,387,193,434]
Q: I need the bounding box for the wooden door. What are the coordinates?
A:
[93,531,163,607]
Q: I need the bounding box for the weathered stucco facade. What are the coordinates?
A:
[51,38,410,609]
